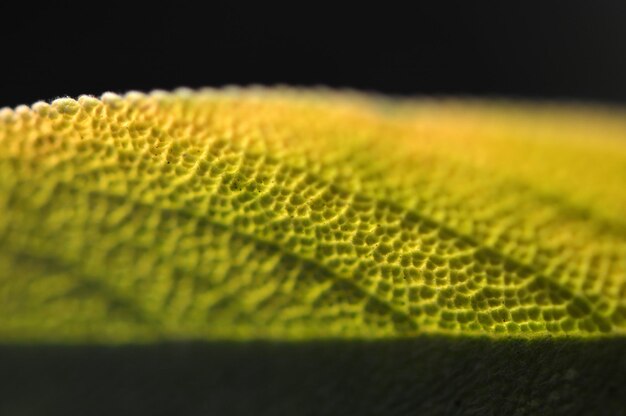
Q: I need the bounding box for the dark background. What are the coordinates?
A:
[1,2,626,108]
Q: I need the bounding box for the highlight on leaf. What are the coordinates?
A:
[0,87,625,343]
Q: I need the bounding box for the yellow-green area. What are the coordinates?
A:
[0,87,625,343]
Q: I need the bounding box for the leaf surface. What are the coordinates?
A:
[0,88,625,342]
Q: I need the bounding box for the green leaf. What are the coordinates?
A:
[0,88,625,414]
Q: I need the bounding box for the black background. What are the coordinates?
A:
[1,2,626,107]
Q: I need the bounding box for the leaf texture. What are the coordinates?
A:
[0,88,625,342]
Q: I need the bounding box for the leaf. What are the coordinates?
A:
[2,88,626,415]
[0,88,625,343]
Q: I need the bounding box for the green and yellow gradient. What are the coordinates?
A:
[0,88,625,343]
